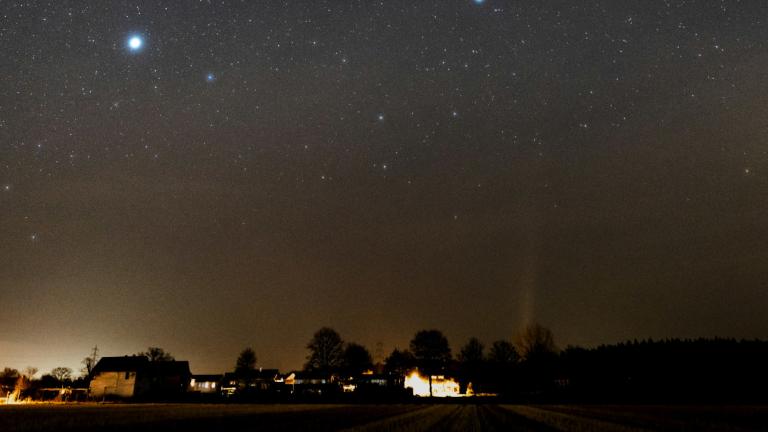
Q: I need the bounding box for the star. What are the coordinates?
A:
[127,35,144,52]
[473,0,485,4]
[206,73,216,82]
[377,114,385,121]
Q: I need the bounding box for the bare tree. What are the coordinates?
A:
[488,340,518,364]
[23,367,38,379]
[514,323,558,361]
[138,347,175,362]
[81,345,99,377]
[50,367,73,387]
[305,327,344,373]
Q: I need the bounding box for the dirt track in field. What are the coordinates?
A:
[2,403,767,431]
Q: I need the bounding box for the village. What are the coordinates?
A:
[3,326,767,405]
[0,327,493,404]
[83,355,463,402]
[0,354,467,404]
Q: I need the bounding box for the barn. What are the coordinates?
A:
[89,356,191,400]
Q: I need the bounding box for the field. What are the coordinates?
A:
[1,403,767,431]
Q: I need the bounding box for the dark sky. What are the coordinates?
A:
[2,0,768,375]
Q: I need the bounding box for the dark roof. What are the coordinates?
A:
[92,356,149,374]
[92,357,190,377]
[192,374,223,382]
[147,361,191,377]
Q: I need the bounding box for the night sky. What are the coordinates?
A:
[2,1,768,375]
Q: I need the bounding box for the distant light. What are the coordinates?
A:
[473,0,485,4]
[377,114,385,121]
[128,35,143,51]
[206,73,216,82]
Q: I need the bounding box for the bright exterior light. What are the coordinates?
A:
[403,370,461,397]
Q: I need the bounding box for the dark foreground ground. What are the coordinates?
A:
[1,403,767,431]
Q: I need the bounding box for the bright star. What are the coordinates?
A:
[377,114,385,121]
[473,0,485,4]
[206,73,216,82]
[127,35,143,51]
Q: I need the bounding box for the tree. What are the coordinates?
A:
[488,340,519,395]
[81,345,99,377]
[409,329,452,396]
[514,323,557,361]
[51,367,72,387]
[458,337,485,364]
[23,367,38,379]
[13,367,37,399]
[138,347,175,362]
[0,367,19,388]
[488,340,518,364]
[235,347,257,376]
[514,323,558,393]
[384,349,415,377]
[50,367,73,385]
[341,343,373,377]
[305,327,344,373]
[458,338,485,391]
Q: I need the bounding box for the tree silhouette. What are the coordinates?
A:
[514,323,558,393]
[409,329,451,396]
[488,340,518,364]
[0,368,19,389]
[305,327,344,373]
[81,345,99,377]
[50,367,73,387]
[138,347,175,362]
[384,348,415,377]
[235,347,257,376]
[458,337,485,389]
[341,342,373,377]
[23,367,38,379]
[514,323,557,361]
[458,337,485,363]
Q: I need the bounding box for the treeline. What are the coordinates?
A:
[4,325,768,403]
[560,338,768,402]
[289,325,768,402]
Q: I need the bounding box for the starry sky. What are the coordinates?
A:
[2,1,768,375]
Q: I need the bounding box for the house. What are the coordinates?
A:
[89,356,191,400]
[189,374,222,394]
[283,371,339,396]
[220,369,280,397]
